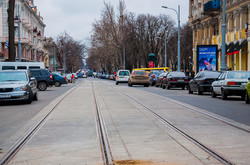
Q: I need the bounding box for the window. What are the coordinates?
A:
[17,66,27,69]
[2,66,15,70]
[29,66,40,69]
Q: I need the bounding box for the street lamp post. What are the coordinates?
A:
[162,5,181,71]
[54,47,56,71]
[17,5,21,62]
[156,33,168,67]
[34,37,37,62]
[221,0,227,71]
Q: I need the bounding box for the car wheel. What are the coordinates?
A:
[211,88,217,98]
[167,84,170,90]
[188,86,193,94]
[55,81,61,87]
[162,84,166,89]
[33,92,38,101]
[197,87,203,95]
[25,92,33,104]
[116,82,118,85]
[245,91,250,104]
[221,89,227,100]
[182,86,185,90]
[38,82,47,91]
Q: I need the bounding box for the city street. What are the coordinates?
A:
[0,78,249,165]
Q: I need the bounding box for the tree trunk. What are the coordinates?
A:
[8,0,16,61]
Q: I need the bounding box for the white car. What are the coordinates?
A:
[211,71,250,100]
[116,70,130,85]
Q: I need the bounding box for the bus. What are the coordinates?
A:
[132,67,169,73]
[0,62,45,70]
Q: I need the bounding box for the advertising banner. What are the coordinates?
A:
[196,45,218,72]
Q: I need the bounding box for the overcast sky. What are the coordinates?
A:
[35,0,189,42]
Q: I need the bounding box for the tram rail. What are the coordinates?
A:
[0,84,82,165]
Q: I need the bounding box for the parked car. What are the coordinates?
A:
[245,78,250,104]
[116,70,130,85]
[188,71,221,95]
[66,74,72,83]
[211,71,250,100]
[162,71,189,90]
[128,70,150,87]
[0,70,38,104]
[52,73,67,87]
[149,70,163,86]
[29,69,54,91]
[155,72,168,88]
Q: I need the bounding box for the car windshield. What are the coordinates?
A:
[169,72,186,77]
[119,71,129,76]
[134,70,146,75]
[203,71,221,78]
[0,72,28,82]
[227,71,250,79]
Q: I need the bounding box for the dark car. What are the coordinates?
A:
[0,70,38,104]
[29,69,54,91]
[52,73,67,87]
[149,70,163,86]
[155,72,168,88]
[188,71,221,95]
[162,71,189,90]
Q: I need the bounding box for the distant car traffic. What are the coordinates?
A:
[0,70,38,104]
[52,73,67,87]
[149,70,163,86]
[155,72,168,88]
[188,71,221,95]
[116,70,130,85]
[245,78,250,104]
[128,70,150,87]
[162,71,189,90]
[211,71,250,100]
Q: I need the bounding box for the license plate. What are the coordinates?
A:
[0,94,11,98]
[178,80,184,82]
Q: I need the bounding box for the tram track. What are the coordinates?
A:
[92,82,113,165]
[121,91,235,165]
[0,83,82,165]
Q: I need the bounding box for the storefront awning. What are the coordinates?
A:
[227,41,239,55]
[233,39,248,54]
[218,42,234,54]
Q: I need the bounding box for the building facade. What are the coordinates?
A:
[189,0,250,72]
[0,0,46,62]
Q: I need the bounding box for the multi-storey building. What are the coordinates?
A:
[189,0,250,72]
[0,0,46,62]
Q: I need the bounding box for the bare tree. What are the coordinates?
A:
[7,0,15,61]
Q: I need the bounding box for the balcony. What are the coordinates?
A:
[204,0,220,12]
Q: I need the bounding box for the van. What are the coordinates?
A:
[116,70,130,85]
[0,62,45,70]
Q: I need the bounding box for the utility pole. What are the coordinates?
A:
[18,5,21,62]
[220,0,227,71]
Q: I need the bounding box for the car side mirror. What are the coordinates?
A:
[214,78,218,81]
[248,77,250,81]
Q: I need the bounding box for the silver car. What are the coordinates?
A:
[211,71,250,100]
[0,70,38,104]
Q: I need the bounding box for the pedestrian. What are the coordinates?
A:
[190,70,195,79]
[71,73,75,83]
[185,69,189,77]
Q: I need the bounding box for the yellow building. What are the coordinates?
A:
[189,0,250,72]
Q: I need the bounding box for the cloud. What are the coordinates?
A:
[35,0,189,41]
